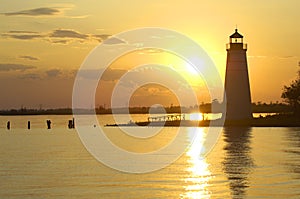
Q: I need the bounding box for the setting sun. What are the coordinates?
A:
[189,112,204,121]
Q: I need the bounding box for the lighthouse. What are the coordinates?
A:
[223,29,252,120]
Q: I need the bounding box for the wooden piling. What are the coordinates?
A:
[7,121,10,130]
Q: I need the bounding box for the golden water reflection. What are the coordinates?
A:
[182,128,212,198]
[222,127,253,198]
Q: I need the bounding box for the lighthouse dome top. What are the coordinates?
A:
[230,29,243,38]
[227,28,247,50]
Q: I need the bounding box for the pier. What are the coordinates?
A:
[147,114,185,122]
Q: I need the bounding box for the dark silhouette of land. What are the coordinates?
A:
[106,114,300,127]
[0,102,293,115]
[2,102,299,127]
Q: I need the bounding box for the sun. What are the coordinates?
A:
[189,112,204,121]
[164,53,206,89]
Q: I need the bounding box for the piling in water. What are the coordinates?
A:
[7,121,10,130]
[46,120,51,129]
[68,118,75,129]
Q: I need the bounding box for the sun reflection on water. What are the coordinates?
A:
[182,128,212,198]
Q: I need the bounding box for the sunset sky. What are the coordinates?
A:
[0,0,299,109]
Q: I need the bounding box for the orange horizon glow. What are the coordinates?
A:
[0,1,299,109]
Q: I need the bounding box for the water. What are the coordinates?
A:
[0,115,299,198]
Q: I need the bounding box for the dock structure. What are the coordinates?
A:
[147,114,185,122]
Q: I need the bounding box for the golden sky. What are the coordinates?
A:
[0,0,299,108]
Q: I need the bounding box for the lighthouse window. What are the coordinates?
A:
[231,38,243,43]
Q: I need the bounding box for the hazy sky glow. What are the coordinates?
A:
[0,0,299,109]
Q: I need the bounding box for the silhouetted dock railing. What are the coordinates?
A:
[147,114,185,122]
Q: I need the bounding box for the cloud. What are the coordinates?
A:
[8,30,39,34]
[277,55,297,59]
[50,29,88,39]
[19,55,39,61]
[10,34,42,40]
[1,31,43,40]
[101,68,127,81]
[50,39,70,44]
[133,84,173,97]
[2,6,89,19]
[115,65,191,91]
[248,55,297,60]
[19,73,42,80]
[103,37,126,45]
[3,7,61,16]
[93,34,111,42]
[1,28,118,45]
[91,34,127,45]
[248,55,267,59]
[2,29,89,43]
[67,15,90,19]
[46,69,61,77]
[76,69,100,79]
[0,63,36,72]
[77,68,127,81]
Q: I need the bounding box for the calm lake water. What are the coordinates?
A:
[0,115,299,198]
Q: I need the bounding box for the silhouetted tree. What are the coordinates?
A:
[281,70,300,115]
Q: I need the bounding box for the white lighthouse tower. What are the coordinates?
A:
[223,29,252,120]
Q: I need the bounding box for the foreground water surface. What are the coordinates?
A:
[0,115,299,198]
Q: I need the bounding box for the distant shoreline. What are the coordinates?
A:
[0,103,293,116]
[106,115,300,127]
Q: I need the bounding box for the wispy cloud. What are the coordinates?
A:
[50,29,88,39]
[248,55,298,60]
[77,68,127,81]
[8,30,39,34]
[101,68,127,81]
[1,5,88,19]
[1,31,43,40]
[19,55,39,61]
[19,73,42,80]
[2,29,89,43]
[67,15,90,19]
[93,34,111,42]
[0,63,36,72]
[102,37,126,45]
[50,39,70,44]
[3,7,61,16]
[1,28,123,45]
[46,69,61,77]
[277,55,297,59]
[3,34,42,40]
[92,34,128,45]
[248,55,267,59]
[0,64,77,81]
[48,30,123,45]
